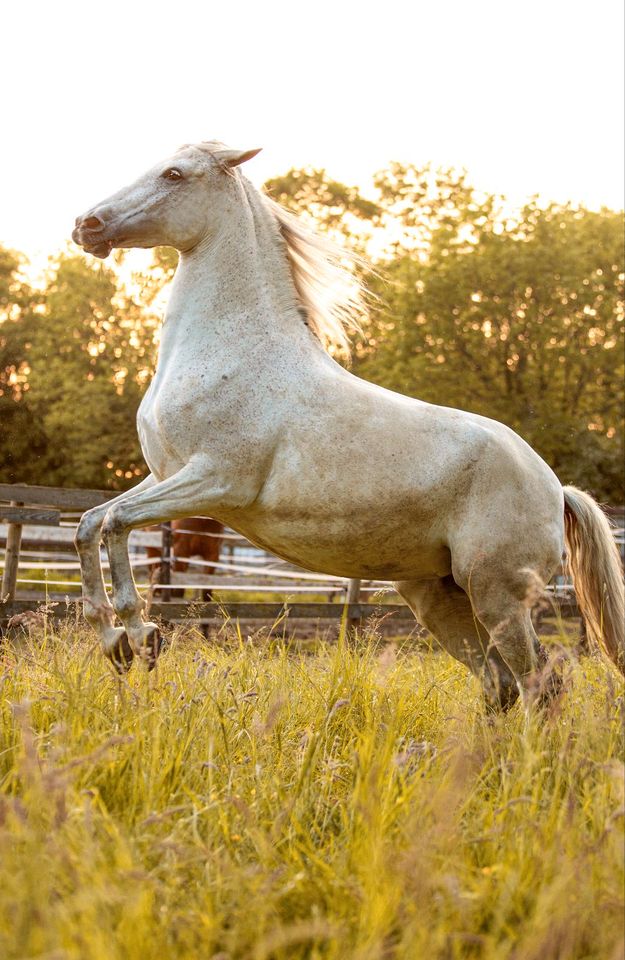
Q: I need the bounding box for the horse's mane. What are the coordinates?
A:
[195,140,368,355]
[259,194,367,355]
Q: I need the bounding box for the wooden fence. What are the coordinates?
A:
[0,482,414,627]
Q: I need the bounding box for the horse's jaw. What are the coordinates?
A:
[72,235,113,259]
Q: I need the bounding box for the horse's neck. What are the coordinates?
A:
[160,185,307,363]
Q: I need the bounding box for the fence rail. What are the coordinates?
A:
[0,598,415,626]
[0,483,115,512]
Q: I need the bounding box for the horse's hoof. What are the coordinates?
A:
[483,662,521,713]
[535,660,567,709]
[484,680,520,713]
[106,630,134,674]
[142,625,163,671]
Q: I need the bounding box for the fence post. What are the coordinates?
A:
[346,579,362,605]
[346,578,361,625]
[160,521,172,603]
[1,501,24,602]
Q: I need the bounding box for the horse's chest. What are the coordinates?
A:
[137,375,213,475]
[136,368,266,480]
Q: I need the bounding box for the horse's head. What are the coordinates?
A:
[72,142,261,259]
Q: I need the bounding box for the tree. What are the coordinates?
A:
[131,246,179,309]
[372,161,500,256]
[264,168,380,246]
[0,252,157,489]
[0,246,51,484]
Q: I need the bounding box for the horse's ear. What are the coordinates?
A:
[216,147,262,168]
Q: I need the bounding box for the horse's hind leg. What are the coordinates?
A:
[394,575,519,710]
[455,561,558,706]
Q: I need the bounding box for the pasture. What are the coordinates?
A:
[1,618,623,960]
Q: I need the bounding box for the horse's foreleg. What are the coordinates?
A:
[100,463,227,666]
[75,474,157,668]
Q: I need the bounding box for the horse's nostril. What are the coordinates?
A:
[83,215,104,231]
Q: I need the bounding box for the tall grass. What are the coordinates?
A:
[0,619,623,959]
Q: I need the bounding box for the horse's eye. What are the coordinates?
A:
[163,168,183,181]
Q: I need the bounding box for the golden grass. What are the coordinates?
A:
[0,619,623,960]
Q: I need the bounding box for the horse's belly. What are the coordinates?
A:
[232,513,452,581]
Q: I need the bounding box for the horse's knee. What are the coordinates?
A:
[75,508,105,550]
[101,506,127,541]
[455,561,539,626]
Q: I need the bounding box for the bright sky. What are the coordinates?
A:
[2,0,623,264]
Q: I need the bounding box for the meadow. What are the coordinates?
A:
[0,617,623,960]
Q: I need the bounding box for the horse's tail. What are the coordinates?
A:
[563,485,624,675]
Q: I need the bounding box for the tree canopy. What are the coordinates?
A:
[0,253,156,489]
[355,200,624,498]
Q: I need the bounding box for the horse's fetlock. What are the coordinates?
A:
[113,592,144,619]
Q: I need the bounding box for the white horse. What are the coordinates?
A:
[72,140,624,707]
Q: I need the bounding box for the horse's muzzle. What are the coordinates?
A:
[72,213,113,259]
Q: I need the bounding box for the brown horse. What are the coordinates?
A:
[145,517,224,601]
